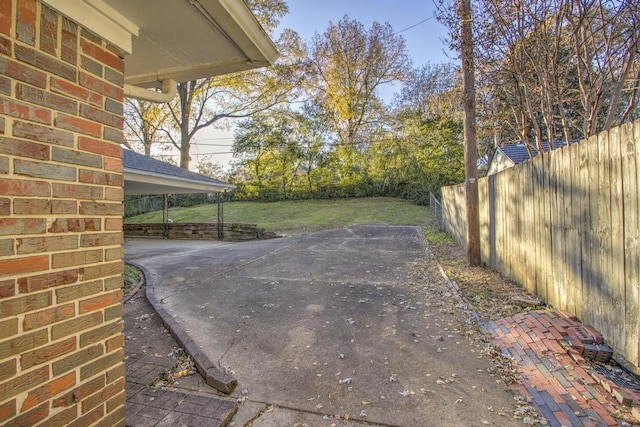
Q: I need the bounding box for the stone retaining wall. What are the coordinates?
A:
[124,223,278,241]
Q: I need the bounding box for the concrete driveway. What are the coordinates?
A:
[125,225,520,426]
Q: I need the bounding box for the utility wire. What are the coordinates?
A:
[311,15,434,61]
[395,16,433,35]
[191,142,233,147]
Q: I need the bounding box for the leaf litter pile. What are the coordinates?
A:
[150,347,197,388]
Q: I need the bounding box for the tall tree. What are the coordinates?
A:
[439,0,640,151]
[308,17,411,149]
[167,25,306,169]
[232,109,305,199]
[396,62,461,121]
[567,0,640,136]
[123,0,306,169]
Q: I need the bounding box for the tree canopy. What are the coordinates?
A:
[122,0,640,204]
[438,0,640,153]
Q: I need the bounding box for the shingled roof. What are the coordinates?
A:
[488,141,567,175]
[123,149,234,195]
[497,142,566,164]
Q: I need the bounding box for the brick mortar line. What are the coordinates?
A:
[492,314,628,425]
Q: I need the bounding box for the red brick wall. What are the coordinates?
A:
[0,1,125,425]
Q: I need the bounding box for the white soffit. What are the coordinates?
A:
[41,0,137,53]
[42,0,278,87]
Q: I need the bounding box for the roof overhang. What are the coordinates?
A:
[122,149,235,195]
[124,168,234,195]
[42,0,279,88]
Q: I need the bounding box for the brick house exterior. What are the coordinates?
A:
[0,0,277,424]
[0,1,127,425]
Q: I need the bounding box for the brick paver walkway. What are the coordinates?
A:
[124,286,237,427]
[485,310,638,426]
[125,383,236,427]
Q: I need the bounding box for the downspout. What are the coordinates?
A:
[124,79,177,103]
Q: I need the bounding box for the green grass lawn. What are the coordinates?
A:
[125,197,430,235]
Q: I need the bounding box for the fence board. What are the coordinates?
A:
[505,168,514,278]
[622,121,640,366]
[595,131,612,338]
[512,166,521,284]
[497,171,507,276]
[521,161,533,293]
[545,154,554,304]
[568,147,576,310]
[549,151,566,309]
[547,151,559,307]
[531,157,544,298]
[556,148,565,309]
[584,134,601,325]
[556,148,567,309]
[576,138,590,320]
[569,144,589,317]
[512,166,531,290]
[561,147,572,311]
[479,178,489,262]
[609,126,626,353]
[488,175,497,267]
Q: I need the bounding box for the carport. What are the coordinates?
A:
[123,149,235,238]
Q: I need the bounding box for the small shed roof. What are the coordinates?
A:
[497,141,567,164]
[123,149,234,195]
[487,142,568,176]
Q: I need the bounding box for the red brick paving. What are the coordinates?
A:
[483,310,638,426]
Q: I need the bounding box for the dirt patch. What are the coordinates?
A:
[423,217,543,322]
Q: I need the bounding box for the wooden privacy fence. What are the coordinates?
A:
[441,119,640,368]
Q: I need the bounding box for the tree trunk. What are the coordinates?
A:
[178,82,193,169]
[143,139,151,156]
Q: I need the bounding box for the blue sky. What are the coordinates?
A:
[279,0,454,67]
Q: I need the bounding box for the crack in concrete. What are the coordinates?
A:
[154,240,299,303]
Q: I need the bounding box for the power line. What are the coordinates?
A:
[192,142,233,147]
[192,136,235,141]
[395,16,434,35]
[153,152,234,157]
